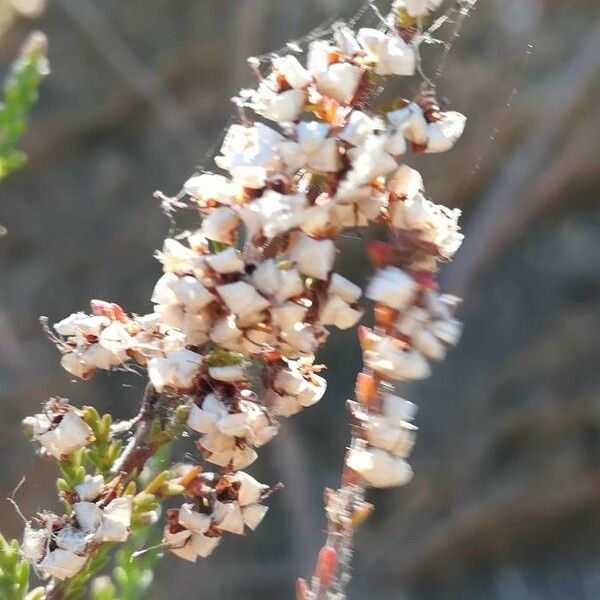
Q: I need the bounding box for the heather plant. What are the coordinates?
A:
[2,1,476,598]
[0,30,48,181]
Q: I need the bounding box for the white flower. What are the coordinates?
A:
[215,123,283,175]
[208,364,247,383]
[356,28,415,76]
[178,503,211,534]
[156,238,205,275]
[39,549,88,580]
[217,281,270,318]
[187,394,227,434]
[242,504,269,530]
[396,0,444,18]
[21,524,48,564]
[272,55,312,89]
[363,414,416,457]
[54,313,109,338]
[228,472,268,506]
[366,266,417,310]
[425,111,467,153]
[252,260,303,302]
[253,85,306,123]
[320,295,363,330]
[270,302,308,330]
[382,393,418,422]
[147,349,202,392]
[269,363,326,416]
[344,134,398,189]
[75,475,104,502]
[38,412,93,459]
[60,352,95,380]
[191,532,221,558]
[184,173,236,205]
[388,102,428,145]
[329,273,362,303]
[278,121,340,173]
[93,498,132,543]
[73,502,102,533]
[152,273,214,311]
[314,62,364,104]
[201,206,240,244]
[339,110,384,146]
[346,447,413,488]
[206,247,244,274]
[210,315,242,345]
[387,164,423,201]
[388,104,467,152]
[364,335,431,381]
[213,501,245,535]
[238,190,308,238]
[389,193,463,259]
[288,233,336,280]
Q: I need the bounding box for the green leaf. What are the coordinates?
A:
[0,532,32,600]
[0,31,49,181]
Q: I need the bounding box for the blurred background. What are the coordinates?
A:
[0,0,599,598]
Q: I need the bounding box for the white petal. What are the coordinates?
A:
[273,55,312,89]
[209,365,247,383]
[288,233,336,280]
[184,173,235,205]
[54,525,89,554]
[213,501,244,535]
[346,447,413,488]
[201,207,240,244]
[425,111,467,153]
[179,504,211,534]
[21,525,48,564]
[387,164,423,201]
[270,302,308,330]
[73,502,103,534]
[320,295,363,329]
[366,267,417,310]
[190,532,221,558]
[242,504,269,530]
[39,549,88,580]
[228,472,268,507]
[217,281,270,318]
[206,247,244,274]
[147,349,202,392]
[75,475,104,502]
[315,63,364,104]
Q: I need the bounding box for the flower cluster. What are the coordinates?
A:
[21,480,132,580]
[16,0,469,595]
[164,469,271,562]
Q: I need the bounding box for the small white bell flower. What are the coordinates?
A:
[272,55,312,89]
[184,173,236,205]
[242,504,269,530]
[314,62,364,104]
[38,412,94,459]
[346,447,413,488]
[366,266,417,310]
[288,233,336,280]
[356,28,415,76]
[75,475,105,502]
[252,260,304,302]
[217,281,270,318]
[278,121,340,173]
[147,349,202,392]
[39,549,88,580]
[206,247,244,274]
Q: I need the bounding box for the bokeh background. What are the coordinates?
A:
[1,0,599,598]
